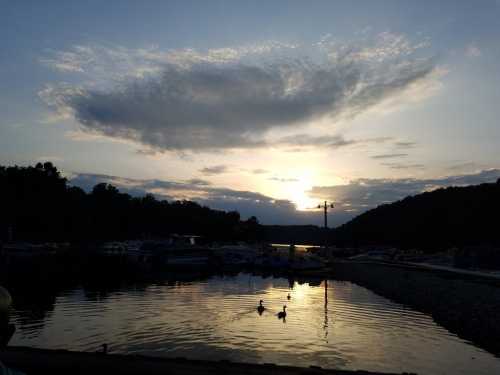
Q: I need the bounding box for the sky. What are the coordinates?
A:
[2,1,500,226]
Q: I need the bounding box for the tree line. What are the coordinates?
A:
[332,179,500,249]
[0,163,262,243]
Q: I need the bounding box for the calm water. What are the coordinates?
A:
[9,273,500,375]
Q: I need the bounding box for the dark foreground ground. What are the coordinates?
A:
[0,347,412,375]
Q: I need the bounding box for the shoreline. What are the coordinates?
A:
[0,346,409,375]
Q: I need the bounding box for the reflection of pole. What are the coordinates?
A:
[324,279,328,341]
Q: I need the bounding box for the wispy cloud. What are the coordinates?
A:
[36,156,64,163]
[200,165,228,175]
[251,169,269,175]
[465,43,482,58]
[268,177,300,183]
[394,141,417,148]
[371,153,408,159]
[186,178,211,186]
[381,162,425,170]
[40,33,440,152]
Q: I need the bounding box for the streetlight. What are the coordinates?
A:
[318,201,334,229]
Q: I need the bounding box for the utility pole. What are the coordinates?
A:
[317,201,334,230]
[317,201,334,251]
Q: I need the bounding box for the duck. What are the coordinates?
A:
[277,305,287,319]
[257,300,265,314]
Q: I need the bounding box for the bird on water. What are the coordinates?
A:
[278,305,287,319]
[257,300,265,314]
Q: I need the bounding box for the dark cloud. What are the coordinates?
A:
[200,165,228,175]
[42,36,436,151]
[372,153,408,159]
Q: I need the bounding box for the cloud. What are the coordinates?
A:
[270,134,393,152]
[275,134,357,148]
[36,156,63,163]
[446,162,480,172]
[40,33,439,152]
[268,177,300,183]
[251,169,269,175]
[186,178,211,186]
[381,162,425,170]
[200,165,228,175]
[371,153,408,159]
[394,141,416,148]
[465,44,482,58]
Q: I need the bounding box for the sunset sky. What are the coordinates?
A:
[2,1,500,225]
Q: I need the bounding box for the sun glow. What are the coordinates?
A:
[288,174,317,211]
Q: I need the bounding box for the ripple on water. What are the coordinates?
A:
[10,273,500,375]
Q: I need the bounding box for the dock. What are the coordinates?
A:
[0,346,413,375]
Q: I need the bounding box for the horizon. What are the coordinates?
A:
[2,1,500,226]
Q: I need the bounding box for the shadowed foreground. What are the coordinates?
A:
[0,347,412,375]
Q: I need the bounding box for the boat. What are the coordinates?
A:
[138,235,213,270]
[212,244,259,267]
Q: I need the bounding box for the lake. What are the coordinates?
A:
[9,272,500,375]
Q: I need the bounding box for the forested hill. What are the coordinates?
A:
[0,163,261,242]
[332,179,500,248]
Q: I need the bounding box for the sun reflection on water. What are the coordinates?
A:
[10,273,500,375]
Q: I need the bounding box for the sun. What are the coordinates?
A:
[292,189,317,211]
[288,177,317,211]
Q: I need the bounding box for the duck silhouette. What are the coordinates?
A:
[277,305,287,319]
[257,300,265,315]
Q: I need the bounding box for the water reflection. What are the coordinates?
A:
[8,273,500,375]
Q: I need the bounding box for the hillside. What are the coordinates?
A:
[332,179,500,249]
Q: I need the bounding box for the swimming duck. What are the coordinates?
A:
[277,305,287,319]
[257,300,265,314]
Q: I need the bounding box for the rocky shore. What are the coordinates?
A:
[334,261,500,355]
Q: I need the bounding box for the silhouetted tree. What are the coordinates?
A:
[0,163,265,243]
